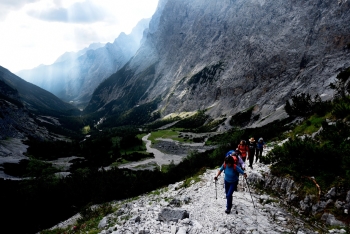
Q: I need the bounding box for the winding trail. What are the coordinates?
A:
[118,133,185,170]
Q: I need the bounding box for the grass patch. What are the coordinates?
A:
[290,115,325,137]
[82,125,91,134]
[148,129,186,144]
[179,167,206,188]
[194,118,227,133]
[110,158,129,167]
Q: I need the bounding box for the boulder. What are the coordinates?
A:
[98,217,108,229]
[158,208,189,222]
[321,213,346,227]
[346,190,350,203]
[169,198,181,207]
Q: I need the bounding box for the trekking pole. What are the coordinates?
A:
[244,177,256,209]
[241,175,245,192]
[215,179,217,200]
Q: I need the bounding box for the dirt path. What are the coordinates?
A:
[118,133,185,170]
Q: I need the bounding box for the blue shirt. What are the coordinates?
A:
[257,141,265,149]
[219,164,245,183]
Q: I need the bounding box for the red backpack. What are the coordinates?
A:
[223,154,238,171]
[237,144,249,158]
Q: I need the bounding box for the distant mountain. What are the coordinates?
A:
[85,0,350,126]
[0,66,77,116]
[0,66,80,141]
[16,18,150,108]
[54,42,105,64]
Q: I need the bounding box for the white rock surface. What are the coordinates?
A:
[92,163,320,234]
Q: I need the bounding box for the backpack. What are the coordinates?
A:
[237,144,249,157]
[223,151,238,171]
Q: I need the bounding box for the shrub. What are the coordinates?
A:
[173,110,210,129]
[229,106,254,127]
[284,93,321,117]
[330,66,350,98]
[331,96,350,119]
[78,203,113,224]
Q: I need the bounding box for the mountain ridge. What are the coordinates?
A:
[0,66,77,115]
[84,0,350,126]
[16,18,151,107]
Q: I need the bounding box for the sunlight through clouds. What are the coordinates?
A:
[0,0,159,73]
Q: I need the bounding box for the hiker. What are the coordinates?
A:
[232,150,246,170]
[226,150,245,170]
[237,140,249,162]
[256,137,266,162]
[248,137,257,169]
[214,156,247,214]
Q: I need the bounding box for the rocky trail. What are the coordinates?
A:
[50,159,348,234]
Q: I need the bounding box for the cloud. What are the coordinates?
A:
[27,0,110,23]
[72,27,101,46]
[0,0,40,20]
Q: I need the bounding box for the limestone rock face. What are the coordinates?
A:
[86,0,350,124]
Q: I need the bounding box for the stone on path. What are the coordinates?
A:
[158,208,189,222]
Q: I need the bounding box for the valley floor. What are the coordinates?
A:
[117,133,215,171]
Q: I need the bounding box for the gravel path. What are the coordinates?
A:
[69,163,327,234]
[118,133,215,171]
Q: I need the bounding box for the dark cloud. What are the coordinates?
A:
[27,0,109,23]
[0,0,40,20]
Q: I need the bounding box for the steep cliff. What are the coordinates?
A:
[85,0,350,125]
[16,18,150,106]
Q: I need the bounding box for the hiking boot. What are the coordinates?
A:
[225,210,231,214]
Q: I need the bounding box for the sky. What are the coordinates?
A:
[0,0,159,73]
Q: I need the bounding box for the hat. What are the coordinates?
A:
[259,138,263,141]
[249,137,255,142]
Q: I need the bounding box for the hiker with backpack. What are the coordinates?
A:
[214,156,247,214]
[248,137,257,169]
[237,140,249,162]
[226,150,245,170]
[256,137,266,162]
